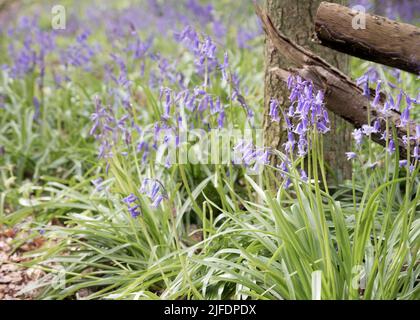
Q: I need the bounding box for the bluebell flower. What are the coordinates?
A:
[373,120,381,133]
[297,138,307,157]
[123,193,141,218]
[387,139,395,155]
[314,90,323,106]
[277,161,291,187]
[399,160,408,168]
[269,98,280,122]
[380,131,388,141]
[395,91,403,111]
[33,97,40,121]
[400,107,410,127]
[220,51,229,81]
[281,75,331,158]
[402,135,409,146]
[151,194,164,208]
[380,101,392,117]
[198,95,209,112]
[128,205,141,218]
[185,0,214,25]
[316,120,330,134]
[362,124,377,136]
[175,25,219,81]
[140,179,166,208]
[217,110,225,128]
[287,105,295,118]
[352,129,363,146]
[123,193,138,204]
[345,152,357,160]
[92,178,104,191]
[233,140,269,170]
[356,75,370,97]
[372,80,381,107]
[127,34,153,60]
[215,97,222,113]
[160,87,172,119]
[283,131,295,153]
[300,169,308,182]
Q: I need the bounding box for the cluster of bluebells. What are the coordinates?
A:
[151,86,230,166]
[90,62,232,174]
[174,23,252,119]
[139,179,166,208]
[125,33,154,61]
[90,53,251,176]
[268,75,331,186]
[91,177,105,192]
[233,140,269,173]
[351,74,420,171]
[4,17,56,79]
[60,30,99,70]
[273,75,330,156]
[3,1,253,163]
[2,1,265,227]
[123,193,142,218]
[106,53,133,108]
[80,6,256,176]
[175,26,218,83]
[184,0,215,25]
[94,81,232,171]
[151,121,179,168]
[122,179,167,218]
[2,2,259,210]
[175,25,235,88]
[89,97,135,171]
[149,52,186,89]
[159,86,227,128]
[1,0,238,95]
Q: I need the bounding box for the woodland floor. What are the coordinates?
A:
[0,220,45,300]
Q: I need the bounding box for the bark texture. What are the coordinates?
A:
[314,2,420,75]
[263,0,352,182]
[256,5,416,159]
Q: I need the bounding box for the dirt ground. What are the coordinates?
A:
[0,223,45,300]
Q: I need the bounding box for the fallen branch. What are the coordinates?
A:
[255,4,416,159]
[314,2,420,75]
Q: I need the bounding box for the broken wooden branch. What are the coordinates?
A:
[314,2,420,75]
[255,4,416,159]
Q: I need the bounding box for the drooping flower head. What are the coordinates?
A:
[122,193,141,218]
[269,98,280,122]
[140,178,166,208]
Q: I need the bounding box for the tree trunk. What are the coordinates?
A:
[263,0,352,182]
[257,4,416,160]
